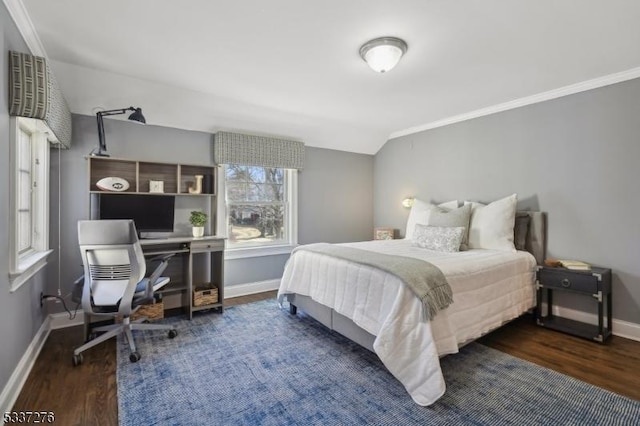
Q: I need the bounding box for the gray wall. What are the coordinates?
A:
[51,114,374,290]
[0,3,48,397]
[374,77,640,324]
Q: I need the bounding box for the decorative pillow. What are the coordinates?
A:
[404,199,458,240]
[424,203,472,250]
[413,225,465,253]
[465,194,517,252]
[514,212,530,251]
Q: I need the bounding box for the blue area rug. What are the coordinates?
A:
[117,299,639,425]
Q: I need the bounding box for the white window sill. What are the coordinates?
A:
[225,244,297,260]
[9,249,53,293]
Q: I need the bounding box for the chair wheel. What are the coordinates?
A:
[72,353,83,366]
[129,352,141,363]
[168,329,178,339]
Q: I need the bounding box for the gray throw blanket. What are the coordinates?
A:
[294,243,453,320]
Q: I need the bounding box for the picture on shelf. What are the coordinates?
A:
[149,180,164,193]
[374,227,394,240]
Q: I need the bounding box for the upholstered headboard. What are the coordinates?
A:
[515,211,546,265]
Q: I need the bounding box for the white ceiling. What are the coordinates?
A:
[19,0,640,154]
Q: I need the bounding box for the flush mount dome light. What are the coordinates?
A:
[359,36,408,73]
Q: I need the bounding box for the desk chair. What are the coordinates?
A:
[73,220,177,366]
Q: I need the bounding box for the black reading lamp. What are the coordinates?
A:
[92,106,146,157]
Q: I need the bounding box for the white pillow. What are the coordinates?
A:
[465,194,517,252]
[404,199,458,240]
[413,225,465,252]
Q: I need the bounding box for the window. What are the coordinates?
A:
[219,165,297,257]
[9,117,53,292]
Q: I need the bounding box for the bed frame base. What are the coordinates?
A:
[286,294,376,352]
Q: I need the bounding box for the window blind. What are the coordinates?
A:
[214,131,304,170]
[8,51,72,148]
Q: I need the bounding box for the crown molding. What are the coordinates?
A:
[3,0,47,57]
[389,66,640,140]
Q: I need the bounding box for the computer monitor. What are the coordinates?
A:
[99,194,175,236]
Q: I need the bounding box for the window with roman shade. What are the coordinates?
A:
[214,131,304,256]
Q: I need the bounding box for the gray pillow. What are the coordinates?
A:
[413,225,465,252]
[425,203,472,250]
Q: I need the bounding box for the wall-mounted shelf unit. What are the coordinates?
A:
[87,156,216,196]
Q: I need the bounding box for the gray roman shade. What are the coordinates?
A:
[214,131,304,169]
[8,51,72,148]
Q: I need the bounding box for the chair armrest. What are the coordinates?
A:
[147,253,175,288]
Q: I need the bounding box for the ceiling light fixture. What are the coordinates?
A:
[92,106,146,157]
[359,37,408,73]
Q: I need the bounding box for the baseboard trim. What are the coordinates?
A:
[49,310,85,330]
[224,279,281,299]
[0,316,50,416]
[543,303,640,342]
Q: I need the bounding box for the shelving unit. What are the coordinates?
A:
[88,156,216,196]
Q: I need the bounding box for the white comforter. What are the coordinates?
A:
[277,239,536,405]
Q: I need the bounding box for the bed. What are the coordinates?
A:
[277,210,545,406]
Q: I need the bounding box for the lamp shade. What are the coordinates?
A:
[360,37,408,73]
[402,197,415,208]
[128,108,146,124]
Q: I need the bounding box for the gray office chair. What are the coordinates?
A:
[73,220,177,366]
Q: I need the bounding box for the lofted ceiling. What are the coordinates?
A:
[17,0,640,154]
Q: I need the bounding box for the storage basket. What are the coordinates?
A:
[131,301,165,321]
[193,283,219,306]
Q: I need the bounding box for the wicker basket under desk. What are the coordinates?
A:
[193,283,219,306]
[131,301,165,321]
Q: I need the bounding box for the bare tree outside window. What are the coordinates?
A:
[226,165,286,245]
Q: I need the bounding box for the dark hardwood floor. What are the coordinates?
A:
[12,291,639,424]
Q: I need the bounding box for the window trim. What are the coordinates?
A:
[8,117,54,292]
[217,165,298,258]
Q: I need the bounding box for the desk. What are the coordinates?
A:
[140,236,225,319]
[83,236,225,339]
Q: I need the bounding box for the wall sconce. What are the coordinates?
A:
[92,106,146,157]
[402,197,415,208]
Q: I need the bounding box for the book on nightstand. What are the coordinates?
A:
[557,259,591,271]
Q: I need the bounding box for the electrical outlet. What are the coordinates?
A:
[40,292,59,307]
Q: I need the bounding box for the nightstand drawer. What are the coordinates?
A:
[538,269,598,294]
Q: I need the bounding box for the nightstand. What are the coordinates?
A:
[536,266,612,343]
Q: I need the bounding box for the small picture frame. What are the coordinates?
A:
[374,227,395,240]
[149,180,164,193]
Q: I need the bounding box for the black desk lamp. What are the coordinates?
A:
[92,106,146,157]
